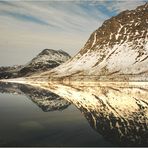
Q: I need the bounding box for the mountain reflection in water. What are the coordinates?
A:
[0,82,70,112]
[0,81,147,146]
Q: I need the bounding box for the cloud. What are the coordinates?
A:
[0,10,50,26]
[0,1,108,32]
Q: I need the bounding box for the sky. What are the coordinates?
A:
[0,0,147,66]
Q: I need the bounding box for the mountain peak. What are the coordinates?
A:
[0,49,71,79]
[18,49,71,76]
[39,48,70,57]
[81,3,148,54]
[38,3,148,79]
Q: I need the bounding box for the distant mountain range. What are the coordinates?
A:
[0,49,71,79]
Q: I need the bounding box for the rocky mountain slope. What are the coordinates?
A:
[0,49,71,79]
[37,3,148,81]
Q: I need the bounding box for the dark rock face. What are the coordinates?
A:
[0,65,22,79]
[81,3,148,54]
[0,49,71,79]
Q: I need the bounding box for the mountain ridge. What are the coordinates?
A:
[36,3,148,81]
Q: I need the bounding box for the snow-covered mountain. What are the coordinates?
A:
[38,3,148,81]
[18,49,71,77]
[0,49,71,79]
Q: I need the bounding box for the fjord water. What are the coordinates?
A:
[0,82,147,147]
[0,84,111,147]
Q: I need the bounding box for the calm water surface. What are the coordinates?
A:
[0,92,111,146]
[0,82,147,147]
